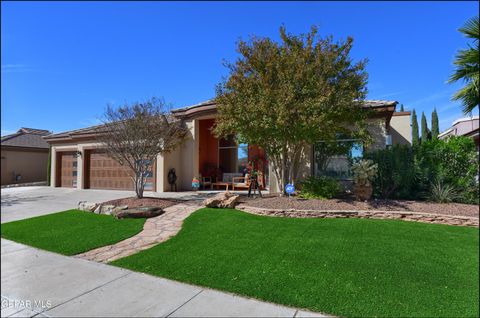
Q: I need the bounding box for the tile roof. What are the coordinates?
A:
[172,99,397,113]
[1,127,51,149]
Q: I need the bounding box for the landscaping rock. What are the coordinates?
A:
[78,201,98,212]
[112,205,128,214]
[100,205,116,215]
[203,191,239,208]
[113,206,164,219]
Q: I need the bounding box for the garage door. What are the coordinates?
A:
[85,150,154,191]
[58,152,78,188]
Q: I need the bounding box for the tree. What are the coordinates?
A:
[411,109,419,146]
[421,112,429,143]
[97,98,187,198]
[214,26,369,194]
[431,108,439,139]
[448,16,479,114]
[399,104,404,112]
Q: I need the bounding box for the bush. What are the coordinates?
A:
[365,136,478,204]
[299,176,341,199]
[428,179,460,203]
[364,145,418,199]
[415,137,478,204]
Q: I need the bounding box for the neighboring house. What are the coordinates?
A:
[439,116,479,150]
[389,111,412,145]
[44,100,410,193]
[1,128,51,185]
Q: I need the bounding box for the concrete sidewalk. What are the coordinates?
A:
[1,239,326,317]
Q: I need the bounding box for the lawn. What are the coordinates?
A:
[111,208,479,318]
[1,210,145,255]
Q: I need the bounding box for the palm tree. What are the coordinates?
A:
[448,16,479,114]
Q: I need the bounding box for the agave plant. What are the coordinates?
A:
[352,159,378,187]
[428,179,459,203]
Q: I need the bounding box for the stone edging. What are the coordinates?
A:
[236,204,479,228]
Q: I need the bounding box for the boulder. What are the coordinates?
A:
[113,206,164,219]
[100,205,116,215]
[78,201,97,212]
[202,191,239,208]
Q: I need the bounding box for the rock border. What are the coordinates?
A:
[236,204,479,227]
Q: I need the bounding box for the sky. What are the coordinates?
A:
[1,1,479,136]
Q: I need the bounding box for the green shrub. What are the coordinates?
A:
[365,137,478,204]
[299,176,341,199]
[364,145,418,199]
[415,137,478,204]
[428,179,460,203]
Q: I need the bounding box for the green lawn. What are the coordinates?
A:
[111,208,479,318]
[1,210,145,255]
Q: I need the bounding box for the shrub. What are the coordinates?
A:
[364,145,418,199]
[299,176,341,199]
[415,137,478,204]
[428,179,460,203]
[365,137,478,204]
[351,159,378,187]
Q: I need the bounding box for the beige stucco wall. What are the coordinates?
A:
[1,148,49,185]
[365,118,388,151]
[390,113,412,145]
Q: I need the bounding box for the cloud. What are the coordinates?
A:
[406,89,456,108]
[375,91,404,99]
[1,64,35,73]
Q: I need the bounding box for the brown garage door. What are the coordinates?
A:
[85,150,155,191]
[57,152,78,188]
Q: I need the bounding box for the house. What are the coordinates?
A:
[44,100,411,193]
[439,116,479,150]
[1,128,51,185]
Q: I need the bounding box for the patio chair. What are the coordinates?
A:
[201,176,213,190]
[232,174,250,191]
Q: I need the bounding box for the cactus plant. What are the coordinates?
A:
[352,159,378,200]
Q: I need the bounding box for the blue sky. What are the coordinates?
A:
[1,1,479,135]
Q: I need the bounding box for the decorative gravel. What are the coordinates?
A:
[102,197,177,209]
[240,196,479,218]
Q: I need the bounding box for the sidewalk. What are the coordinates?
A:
[1,239,327,317]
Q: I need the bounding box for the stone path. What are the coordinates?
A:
[76,201,201,263]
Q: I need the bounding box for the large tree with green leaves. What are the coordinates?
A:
[214,26,369,194]
[411,109,419,146]
[421,112,429,143]
[448,16,479,114]
[431,108,439,139]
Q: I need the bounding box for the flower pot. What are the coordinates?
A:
[354,184,373,201]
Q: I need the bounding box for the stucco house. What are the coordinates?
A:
[439,116,479,150]
[1,128,51,185]
[44,99,411,193]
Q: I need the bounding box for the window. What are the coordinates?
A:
[218,135,249,174]
[73,171,77,177]
[313,138,363,180]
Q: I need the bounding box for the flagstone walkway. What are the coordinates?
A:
[75,201,202,263]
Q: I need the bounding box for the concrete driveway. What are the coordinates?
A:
[0,186,213,224]
[1,187,137,223]
[1,239,325,317]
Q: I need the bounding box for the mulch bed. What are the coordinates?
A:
[102,197,177,209]
[239,196,479,218]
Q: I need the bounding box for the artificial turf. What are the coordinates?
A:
[1,210,145,255]
[111,208,479,317]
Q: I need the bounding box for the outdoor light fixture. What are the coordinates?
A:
[74,150,82,158]
[385,135,392,146]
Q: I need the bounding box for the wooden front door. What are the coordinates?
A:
[59,152,78,188]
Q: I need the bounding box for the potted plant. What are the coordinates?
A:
[351,159,378,201]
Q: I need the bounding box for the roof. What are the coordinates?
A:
[45,99,398,143]
[172,98,398,119]
[43,123,108,141]
[1,127,51,149]
[452,115,479,126]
